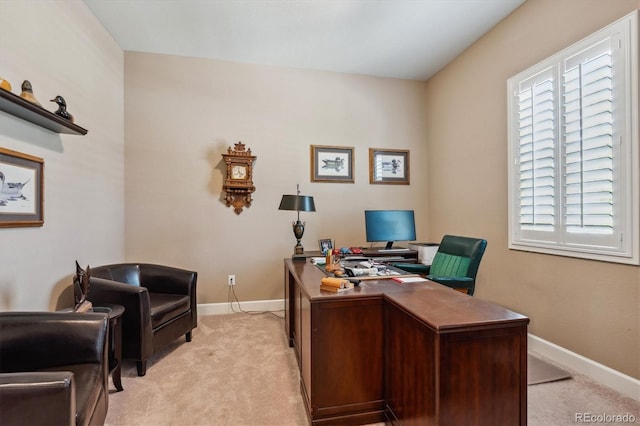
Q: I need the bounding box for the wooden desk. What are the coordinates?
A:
[284,259,529,425]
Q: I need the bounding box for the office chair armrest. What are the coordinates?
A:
[427,276,474,289]
[392,263,430,275]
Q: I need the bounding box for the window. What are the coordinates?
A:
[507,11,639,265]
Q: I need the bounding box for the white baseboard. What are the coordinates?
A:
[529,334,640,401]
[197,299,285,316]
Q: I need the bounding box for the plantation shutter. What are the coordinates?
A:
[516,69,556,232]
[508,11,638,263]
[562,40,614,235]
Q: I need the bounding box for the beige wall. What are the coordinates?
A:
[0,1,125,311]
[124,52,429,304]
[2,0,637,380]
[425,0,640,378]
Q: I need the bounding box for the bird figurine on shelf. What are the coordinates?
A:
[19,80,41,106]
[0,76,11,92]
[50,95,74,122]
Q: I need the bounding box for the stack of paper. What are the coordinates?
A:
[391,276,428,284]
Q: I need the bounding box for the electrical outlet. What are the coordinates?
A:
[228,275,235,286]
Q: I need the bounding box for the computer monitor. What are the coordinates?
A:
[364,210,416,250]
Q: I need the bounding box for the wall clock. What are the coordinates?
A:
[222,141,256,214]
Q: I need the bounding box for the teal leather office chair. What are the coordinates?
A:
[394,235,487,296]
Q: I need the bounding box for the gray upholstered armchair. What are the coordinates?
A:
[0,312,109,426]
[88,263,197,376]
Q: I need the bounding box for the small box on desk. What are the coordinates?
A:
[408,242,439,265]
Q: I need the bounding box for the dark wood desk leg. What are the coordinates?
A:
[112,315,123,392]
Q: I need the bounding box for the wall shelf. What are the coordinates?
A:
[0,89,88,135]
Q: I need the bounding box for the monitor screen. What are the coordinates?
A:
[364,210,416,249]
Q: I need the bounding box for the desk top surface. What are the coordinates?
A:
[285,258,529,332]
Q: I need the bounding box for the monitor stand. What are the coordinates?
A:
[375,241,408,252]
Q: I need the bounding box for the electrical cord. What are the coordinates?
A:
[227,285,284,319]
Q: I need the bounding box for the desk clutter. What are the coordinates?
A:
[315,252,420,293]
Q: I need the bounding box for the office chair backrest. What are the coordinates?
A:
[430,235,487,280]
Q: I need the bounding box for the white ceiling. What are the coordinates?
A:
[84,0,525,81]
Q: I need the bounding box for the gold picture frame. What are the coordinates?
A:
[0,147,44,228]
[369,148,410,185]
[310,145,354,183]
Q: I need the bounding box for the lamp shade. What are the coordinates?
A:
[278,195,316,212]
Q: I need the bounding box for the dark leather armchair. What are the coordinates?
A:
[88,263,197,376]
[0,312,109,426]
[394,235,487,295]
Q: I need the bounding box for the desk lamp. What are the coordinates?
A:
[278,184,316,261]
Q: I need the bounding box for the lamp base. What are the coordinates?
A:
[293,221,305,255]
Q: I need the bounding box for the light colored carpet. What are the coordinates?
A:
[527,359,640,426]
[105,313,308,426]
[105,313,640,426]
[528,353,571,385]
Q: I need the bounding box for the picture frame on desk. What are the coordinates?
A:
[310,145,354,183]
[369,148,410,185]
[318,239,333,255]
[0,147,44,228]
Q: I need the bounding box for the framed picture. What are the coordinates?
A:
[369,148,410,185]
[318,239,333,255]
[0,147,44,228]
[310,145,354,183]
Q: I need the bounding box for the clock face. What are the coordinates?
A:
[231,165,247,180]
